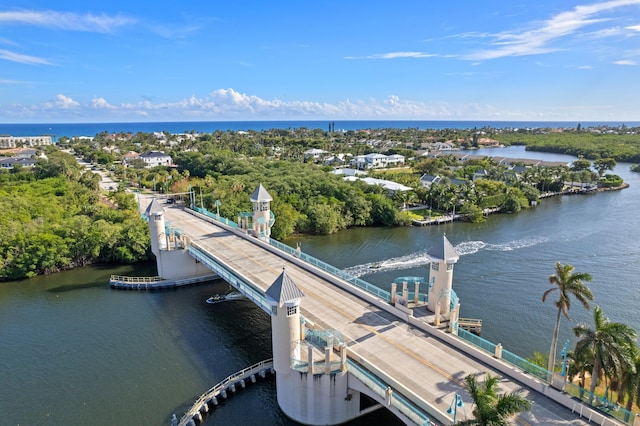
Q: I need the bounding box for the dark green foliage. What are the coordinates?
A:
[0,173,150,281]
[495,131,640,162]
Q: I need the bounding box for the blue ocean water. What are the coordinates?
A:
[1,120,639,139]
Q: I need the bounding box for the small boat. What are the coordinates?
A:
[206,294,226,304]
[369,263,382,270]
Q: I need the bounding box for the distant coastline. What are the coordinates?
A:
[2,120,640,139]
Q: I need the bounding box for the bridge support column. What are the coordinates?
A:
[325,347,331,374]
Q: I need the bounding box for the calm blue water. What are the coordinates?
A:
[1,120,639,139]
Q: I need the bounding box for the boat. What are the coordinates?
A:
[369,263,382,270]
[206,294,226,304]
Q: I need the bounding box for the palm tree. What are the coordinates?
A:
[543,262,593,378]
[567,345,594,401]
[573,306,638,405]
[618,351,640,422]
[457,373,532,425]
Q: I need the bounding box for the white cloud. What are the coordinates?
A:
[346,51,437,60]
[614,59,638,65]
[2,88,636,122]
[466,0,640,60]
[627,25,640,31]
[0,9,136,33]
[44,94,80,110]
[0,48,51,65]
[91,97,116,109]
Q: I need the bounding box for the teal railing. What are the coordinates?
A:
[346,359,436,426]
[565,382,635,425]
[268,238,392,301]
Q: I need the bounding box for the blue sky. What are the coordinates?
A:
[1,1,639,123]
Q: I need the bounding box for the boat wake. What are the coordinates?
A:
[343,236,548,278]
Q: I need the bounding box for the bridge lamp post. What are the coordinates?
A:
[214,199,221,218]
[447,392,464,424]
[560,339,570,389]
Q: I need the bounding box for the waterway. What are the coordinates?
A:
[2,146,639,425]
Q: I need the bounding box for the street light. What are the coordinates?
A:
[447,392,464,424]
[560,339,570,389]
[214,199,221,218]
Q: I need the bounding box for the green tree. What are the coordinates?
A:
[543,262,593,378]
[593,158,617,178]
[573,306,638,405]
[457,373,532,425]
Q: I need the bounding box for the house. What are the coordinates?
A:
[0,157,37,168]
[419,174,467,188]
[304,148,330,162]
[343,176,412,193]
[139,151,172,168]
[349,153,405,169]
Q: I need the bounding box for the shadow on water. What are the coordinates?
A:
[46,281,106,292]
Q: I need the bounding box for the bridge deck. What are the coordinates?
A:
[163,205,593,426]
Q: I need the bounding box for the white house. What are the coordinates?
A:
[139,151,172,168]
[350,153,405,169]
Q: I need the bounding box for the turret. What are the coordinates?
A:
[427,234,459,316]
[250,183,274,240]
[145,199,167,256]
[265,269,304,374]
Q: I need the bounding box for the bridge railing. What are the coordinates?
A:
[345,359,436,426]
[187,243,272,314]
[268,238,392,301]
[110,275,164,283]
[191,206,239,228]
[564,382,635,425]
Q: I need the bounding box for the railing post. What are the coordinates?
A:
[391,283,397,305]
[385,387,393,407]
[495,343,503,359]
[341,344,347,372]
[308,346,314,374]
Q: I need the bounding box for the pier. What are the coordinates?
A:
[109,273,218,290]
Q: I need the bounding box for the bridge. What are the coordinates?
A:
[140,190,626,426]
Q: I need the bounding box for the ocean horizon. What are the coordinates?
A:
[1,120,639,139]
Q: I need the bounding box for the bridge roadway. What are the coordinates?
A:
[163,206,591,426]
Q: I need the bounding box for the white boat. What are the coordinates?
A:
[206,294,226,304]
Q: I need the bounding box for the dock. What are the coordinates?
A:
[109,273,218,290]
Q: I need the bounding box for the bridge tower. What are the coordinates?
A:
[250,183,274,241]
[427,234,460,321]
[266,269,304,375]
[145,199,167,256]
[144,198,211,280]
[266,269,362,425]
